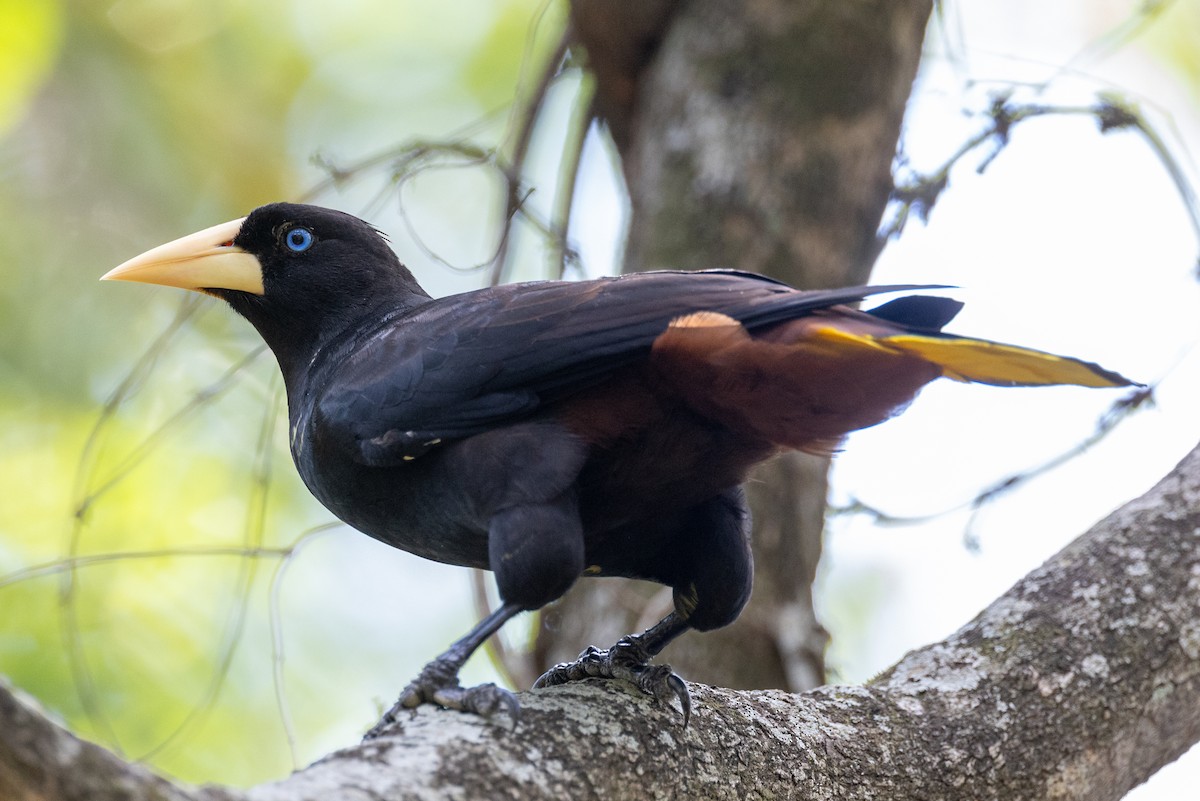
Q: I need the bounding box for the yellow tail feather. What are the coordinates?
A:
[814,327,1133,388]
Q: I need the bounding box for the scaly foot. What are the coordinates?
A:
[364,655,520,739]
[533,635,691,725]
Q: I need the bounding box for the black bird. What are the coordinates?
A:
[103,202,1135,732]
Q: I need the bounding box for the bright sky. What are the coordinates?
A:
[843,2,1200,796]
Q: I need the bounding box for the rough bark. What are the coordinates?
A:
[0,679,229,801]
[542,0,934,692]
[5,442,1198,799]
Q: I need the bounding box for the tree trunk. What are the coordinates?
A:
[6,440,1199,799]
[539,0,934,692]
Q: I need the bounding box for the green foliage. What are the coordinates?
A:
[0,0,569,787]
[1146,0,1200,93]
[0,0,63,134]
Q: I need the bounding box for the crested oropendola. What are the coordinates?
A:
[103,202,1136,733]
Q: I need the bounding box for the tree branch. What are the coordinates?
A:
[0,678,226,801]
[5,442,1197,800]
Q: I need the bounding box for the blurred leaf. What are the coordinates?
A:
[0,0,63,135]
[462,0,567,109]
[1145,0,1200,93]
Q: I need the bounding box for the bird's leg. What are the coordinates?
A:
[365,601,523,738]
[533,611,693,724]
[534,488,754,726]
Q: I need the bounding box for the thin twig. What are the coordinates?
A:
[886,95,1200,250]
[268,522,347,767]
[135,375,283,762]
[489,23,573,286]
[829,385,1156,547]
[548,78,595,279]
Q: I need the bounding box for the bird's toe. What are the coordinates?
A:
[363,661,521,739]
[533,645,608,688]
[426,682,520,728]
[533,643,691,724]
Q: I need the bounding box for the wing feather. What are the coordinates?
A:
[314,271,933,465]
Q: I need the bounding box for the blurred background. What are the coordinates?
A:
[0,0,1197,794]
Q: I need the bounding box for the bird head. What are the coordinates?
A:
[102,203,432,368]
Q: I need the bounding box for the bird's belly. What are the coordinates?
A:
[572,410,773,579]
[296,435,491,569]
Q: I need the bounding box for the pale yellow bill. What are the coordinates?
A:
[101,217,264,295]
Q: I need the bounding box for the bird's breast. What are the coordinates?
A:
[291,410,492,569]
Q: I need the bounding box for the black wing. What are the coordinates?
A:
[314,270,936,465]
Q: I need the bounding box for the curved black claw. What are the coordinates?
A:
[364,660,520,739]
[533,637,691,725]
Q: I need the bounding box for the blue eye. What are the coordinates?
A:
[284,227,314,252]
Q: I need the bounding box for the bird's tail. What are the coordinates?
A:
[810,326,1135,388]
[650,303,1138,453]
